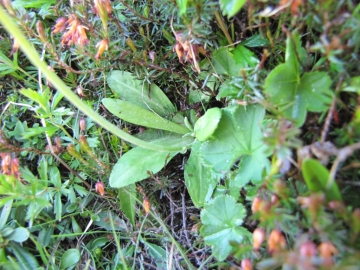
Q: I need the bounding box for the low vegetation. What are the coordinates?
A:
[0,0,360,269]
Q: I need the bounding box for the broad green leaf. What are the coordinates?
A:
[135,129,194,147]
[234,154,269,187]
[8,242,39,270]
[233,45,259,68]
[6,227,29,243]
[60,248,80,269]
[220,0,246,18]
[109,147,178,188]
[107,71,176,117]
[216,81,240,100]
[264,33,332,126]
[188,88,211,105]
[211,48,242,76]
[86,237,109,251]
[242,34,270,47]
[265,68,332,126]
[302,158,342,202]
[118,184,136,228]
[143,241,167,268]
[93,211,127,231]
[194,107,222,142]
[264,63,299,107]
[0,200,12,230]
[200,195,251,261]
[102,98,190,134]
[200,104,269,176]
[184,142,219,207]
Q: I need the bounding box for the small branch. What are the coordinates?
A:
[328,142,360,189]
[320,75,344,143]
[320,97,336,143]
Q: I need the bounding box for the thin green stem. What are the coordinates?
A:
[0,7,187,152]
[109,212,128,270]
[214,11,232,46]
[149,210,195,270]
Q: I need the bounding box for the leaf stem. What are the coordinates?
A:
[214,11,233,46]
[0,7,185,152]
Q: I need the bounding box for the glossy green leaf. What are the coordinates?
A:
[242,34,270,47]
[109,147,178,188]
[216,81,240,100]
[302,158,342,202]
[107,71,176,117]
[220,0,246,18]
[200,104,269,177]
[211,48,242,76]
[8,242,39,270]
[184,142,219,207]
[234,154,269,187]
[60,248,80,269]
[233,45,259,68]
[102,98,190,134]
[264,33,332,126]
[200,195,251,261]
[194,107,222,142]
[6,227,29,243]
[118,184,136,228]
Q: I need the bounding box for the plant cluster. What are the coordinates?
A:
[0,0,360,269]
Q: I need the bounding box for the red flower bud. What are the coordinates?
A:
[253,228,265,250]
[268,229,286,253]
[143,197,151,214]
[241,259,252,270]
[300,241,317,257]
[95,182,105,196]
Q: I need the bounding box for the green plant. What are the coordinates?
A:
[1,0,360,268]
[0,199,36,269]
